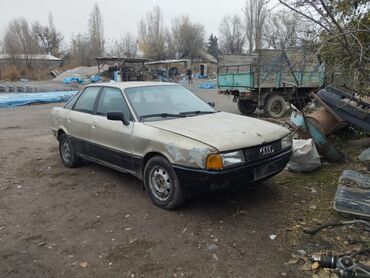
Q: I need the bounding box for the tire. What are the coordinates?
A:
[264,95,287,118]
[59,134,81,168]
[237,100,257,115]
[143,156,185,209]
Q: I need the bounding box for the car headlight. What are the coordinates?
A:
[205,150,245,170]
[281,134,293,150]
[221,150,245,167]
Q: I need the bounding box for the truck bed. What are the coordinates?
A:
[217,49,325,91]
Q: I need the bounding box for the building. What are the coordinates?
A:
[145,50,218,79]
[0,54,63,69]
[179,50,217,77]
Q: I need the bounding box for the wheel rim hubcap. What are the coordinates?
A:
[271,101,282,114]
[149,167,171,201]
[61,141,72,162]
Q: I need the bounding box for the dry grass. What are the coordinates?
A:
[1,64,53,81]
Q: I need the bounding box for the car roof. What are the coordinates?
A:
[85,81,177,90]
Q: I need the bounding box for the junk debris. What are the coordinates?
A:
[289,110,345,162]
[50,69,60,78]
[95,57,148,81]
[303,219,370,235]
[310,253,370,278]
[333,170,370,219]
[359,148,370,170]
[316,86,370,132]
[286,139,321,173]
[285,85,370,162]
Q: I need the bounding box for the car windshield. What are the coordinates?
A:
[124,85,216,121]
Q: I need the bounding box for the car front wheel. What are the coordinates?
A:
[143,156,185,209]
[59,134,81,168]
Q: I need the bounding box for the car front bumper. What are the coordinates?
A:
[173,148,292,191]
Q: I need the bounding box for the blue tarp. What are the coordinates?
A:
[0,91,78,108]
[63,77,83,84]
[194,73,208,79]
[199,82,215,89]
[90,74,101,83]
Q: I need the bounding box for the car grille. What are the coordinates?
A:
[243,140,282,163]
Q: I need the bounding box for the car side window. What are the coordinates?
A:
[96,87,132,120]
[73,87,101,114]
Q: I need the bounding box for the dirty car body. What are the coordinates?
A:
[51,82,293,209]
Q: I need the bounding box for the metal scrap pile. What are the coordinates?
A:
[285,86,370,277]
[285,86,370,162]
[121,62,148,81]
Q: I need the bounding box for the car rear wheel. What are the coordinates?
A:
[59,134,81,168]
[143,156,185,209]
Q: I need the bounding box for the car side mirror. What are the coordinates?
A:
[107,111,130,126]
[208,102,215,107]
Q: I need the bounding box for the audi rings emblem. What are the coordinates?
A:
[259,145,274,156]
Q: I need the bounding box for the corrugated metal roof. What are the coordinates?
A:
[145,59,189,65]
[94,56,148,63]
[198,50,217,63]
[179,50,217,63]
[0,54,62,61]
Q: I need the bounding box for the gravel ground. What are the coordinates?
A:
[0,81,367,278]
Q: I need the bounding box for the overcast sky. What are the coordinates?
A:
[0,0,280,49]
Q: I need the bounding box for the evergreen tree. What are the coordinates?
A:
[206,34,220,57]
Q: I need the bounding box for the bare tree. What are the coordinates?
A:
[138,6,169,60]
[110,33,138,58]
[70,33,92,66]
[32,13,63,56]
[278,0,370,94]
[243,0,268,53]
[165,31,176,59]
[171,16,205,59]
[3,18,40,67]
[264,10,309,50]
[219,15,245,54]
[89,3,105,58]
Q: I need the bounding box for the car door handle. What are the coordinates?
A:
[91,124,96,129]
[67,118,71,123]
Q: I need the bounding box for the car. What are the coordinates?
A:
[50,82,293,209]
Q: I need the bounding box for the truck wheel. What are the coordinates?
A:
[143,156,185,209]
[237,100,257,115]
[264,95,287,118]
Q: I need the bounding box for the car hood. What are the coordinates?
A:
[144,112,290,151]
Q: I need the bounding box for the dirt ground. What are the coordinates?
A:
[0,83,368,278]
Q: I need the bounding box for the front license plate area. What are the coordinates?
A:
[254,160,282,180]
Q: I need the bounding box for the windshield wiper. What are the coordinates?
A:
[140,113,186,120]
[179,110,216,116]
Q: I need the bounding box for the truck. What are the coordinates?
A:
[217,49,325,118]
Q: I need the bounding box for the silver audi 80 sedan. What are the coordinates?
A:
[51,82,292,209]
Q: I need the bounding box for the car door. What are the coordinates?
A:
[66,86,101,156]
[90,87,135,171]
